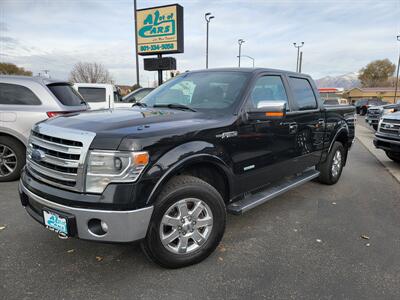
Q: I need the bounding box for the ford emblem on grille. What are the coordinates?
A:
[31,149,46,162]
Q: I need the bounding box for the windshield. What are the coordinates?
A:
[141,71,250,112]
[47,83,86,106]
[123,89,152,102]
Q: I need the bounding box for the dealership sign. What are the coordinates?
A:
[136,4,184,55]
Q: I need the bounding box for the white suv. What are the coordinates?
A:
[0,75,88,181]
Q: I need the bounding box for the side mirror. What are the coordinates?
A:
[247,100,287,121]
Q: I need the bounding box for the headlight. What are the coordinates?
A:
[85,150,149,193]
[378,118,383,130]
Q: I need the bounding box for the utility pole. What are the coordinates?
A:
[238,39,245,67]
[299,52,303,73]
[133,0,140,86]
[205,13,214,69]
[293,42,304,72]
[394,35,400,104]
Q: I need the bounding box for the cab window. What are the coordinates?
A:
[288,77,318,110]
[78,87,106,103]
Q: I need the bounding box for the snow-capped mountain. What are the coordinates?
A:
[315,72,360,89]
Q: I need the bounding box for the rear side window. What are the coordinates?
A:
[47,83,85,106]
[0,83,41,105]
[289,77,318,110]
[78,87,106,103]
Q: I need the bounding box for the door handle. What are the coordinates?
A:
[317,119,325,128]
[288,122,298,134]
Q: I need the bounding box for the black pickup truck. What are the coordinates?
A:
[19,68,355,268]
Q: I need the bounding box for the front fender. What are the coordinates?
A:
[143,141,233,205]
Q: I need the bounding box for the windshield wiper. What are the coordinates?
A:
[132,102,147,108]
[153,103,196,112]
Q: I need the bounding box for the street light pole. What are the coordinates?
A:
[293,42,304,72]
[394,35,400,104]
[238,39,245,67]
[205,13,214,69]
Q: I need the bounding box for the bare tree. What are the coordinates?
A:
[69,62,113,83]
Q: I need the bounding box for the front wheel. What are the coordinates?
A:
[385,151,400,163]
[317,141,345,185]
[141,175,226,268]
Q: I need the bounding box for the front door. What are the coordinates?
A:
[232,74,298,193]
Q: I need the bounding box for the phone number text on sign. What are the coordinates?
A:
[140,43,175,53]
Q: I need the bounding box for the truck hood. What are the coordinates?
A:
[44,108,228,150]
[381,111,400,120]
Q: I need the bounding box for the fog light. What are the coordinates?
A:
[100,221,108,233]
[88,218,108,236]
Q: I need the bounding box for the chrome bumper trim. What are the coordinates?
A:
[20,182,153,242]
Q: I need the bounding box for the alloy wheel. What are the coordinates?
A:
[0,144,17,177]
[331,149,342,178]
[159,198,213,254]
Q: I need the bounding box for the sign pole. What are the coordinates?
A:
[157,54,163,86]
[133,0,140,86]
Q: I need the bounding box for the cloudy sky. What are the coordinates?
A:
[0,0,399,86]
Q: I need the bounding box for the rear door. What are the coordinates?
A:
[0,82,45,142]
[284,75,325,169]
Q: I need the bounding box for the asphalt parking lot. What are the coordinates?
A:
[1,141,400,299]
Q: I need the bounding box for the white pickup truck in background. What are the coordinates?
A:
[73,83,133,110]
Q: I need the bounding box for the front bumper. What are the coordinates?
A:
[19,181,153,242]
[373,134,400,153]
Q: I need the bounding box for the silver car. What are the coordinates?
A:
[0,75,88,181]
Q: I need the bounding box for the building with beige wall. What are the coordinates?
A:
[343,87,399,104]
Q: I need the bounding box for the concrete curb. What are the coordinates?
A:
[355,122,400,183]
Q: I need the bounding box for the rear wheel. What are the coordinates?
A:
[141,175,226,268]
[385,151,400,163]
[317,141,345,185]
[0,137,25,182]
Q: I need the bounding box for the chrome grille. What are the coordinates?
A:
[367,109,381,116]
[379,118,400,136]
[26,123,95,191]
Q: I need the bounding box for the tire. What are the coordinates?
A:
[141,175,226,268]
[317,141,345,185]
[385,151,400,163]
[372,124,378,131]
[0,136,26,182]
[360,107,367,116]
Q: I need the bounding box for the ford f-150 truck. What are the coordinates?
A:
[374,111,400,162]
[19,68,355,268]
